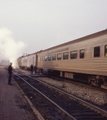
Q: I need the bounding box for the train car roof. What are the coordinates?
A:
[41,29,107,52]
[18,29,107,59]
[17,50,42,59]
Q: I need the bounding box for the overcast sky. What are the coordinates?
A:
[0,0,107,57]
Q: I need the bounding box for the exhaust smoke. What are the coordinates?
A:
[0,27,26,67]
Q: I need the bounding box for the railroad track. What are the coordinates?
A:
[13,71,107,120]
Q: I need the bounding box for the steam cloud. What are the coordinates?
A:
[0,27,26,67]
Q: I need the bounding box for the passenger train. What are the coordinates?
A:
[17,29,107,87]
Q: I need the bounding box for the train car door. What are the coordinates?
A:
[36,55,38,67]
[33,57,34,66]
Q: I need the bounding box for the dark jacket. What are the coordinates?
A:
[30,65,33,71]
[8,65,12,74]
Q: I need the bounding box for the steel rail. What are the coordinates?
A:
[15,74,77,120]
[25,74,107,117]
[14,71,107,117]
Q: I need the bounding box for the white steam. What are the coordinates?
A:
[0,27,26,67]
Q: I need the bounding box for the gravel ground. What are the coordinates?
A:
[35,77,107,106]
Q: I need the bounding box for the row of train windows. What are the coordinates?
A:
[40,45,107,61]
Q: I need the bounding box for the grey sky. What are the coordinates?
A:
[0,0,107,56]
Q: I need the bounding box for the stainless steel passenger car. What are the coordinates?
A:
[17,56,22,67]
[37,29,107,87]
[26,53,37,69]
[17,53,37,69]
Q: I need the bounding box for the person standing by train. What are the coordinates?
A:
[8,62,13,85]
[30,64,33,74]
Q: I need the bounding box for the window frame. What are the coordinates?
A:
[52,54,56,60]
[48,55,51,61]
[42,56,45,61]
[94,46,100,57]
[57,53,62,60]
[80,49,85,59]
[70,50,77,59]
[105,45,107,57]
[45,56,47,61]
[63,52,69,60]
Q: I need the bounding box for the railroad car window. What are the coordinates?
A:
[80,49,84,59]
[42,56,45,61]
[94,46,100,57]
[63,52,69,60]
[52,54,56,60]
[57,53,62,60]
[70,51,77,59]
[105,45,107,57]
[45,56,47,61]
[48,55,51,61]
